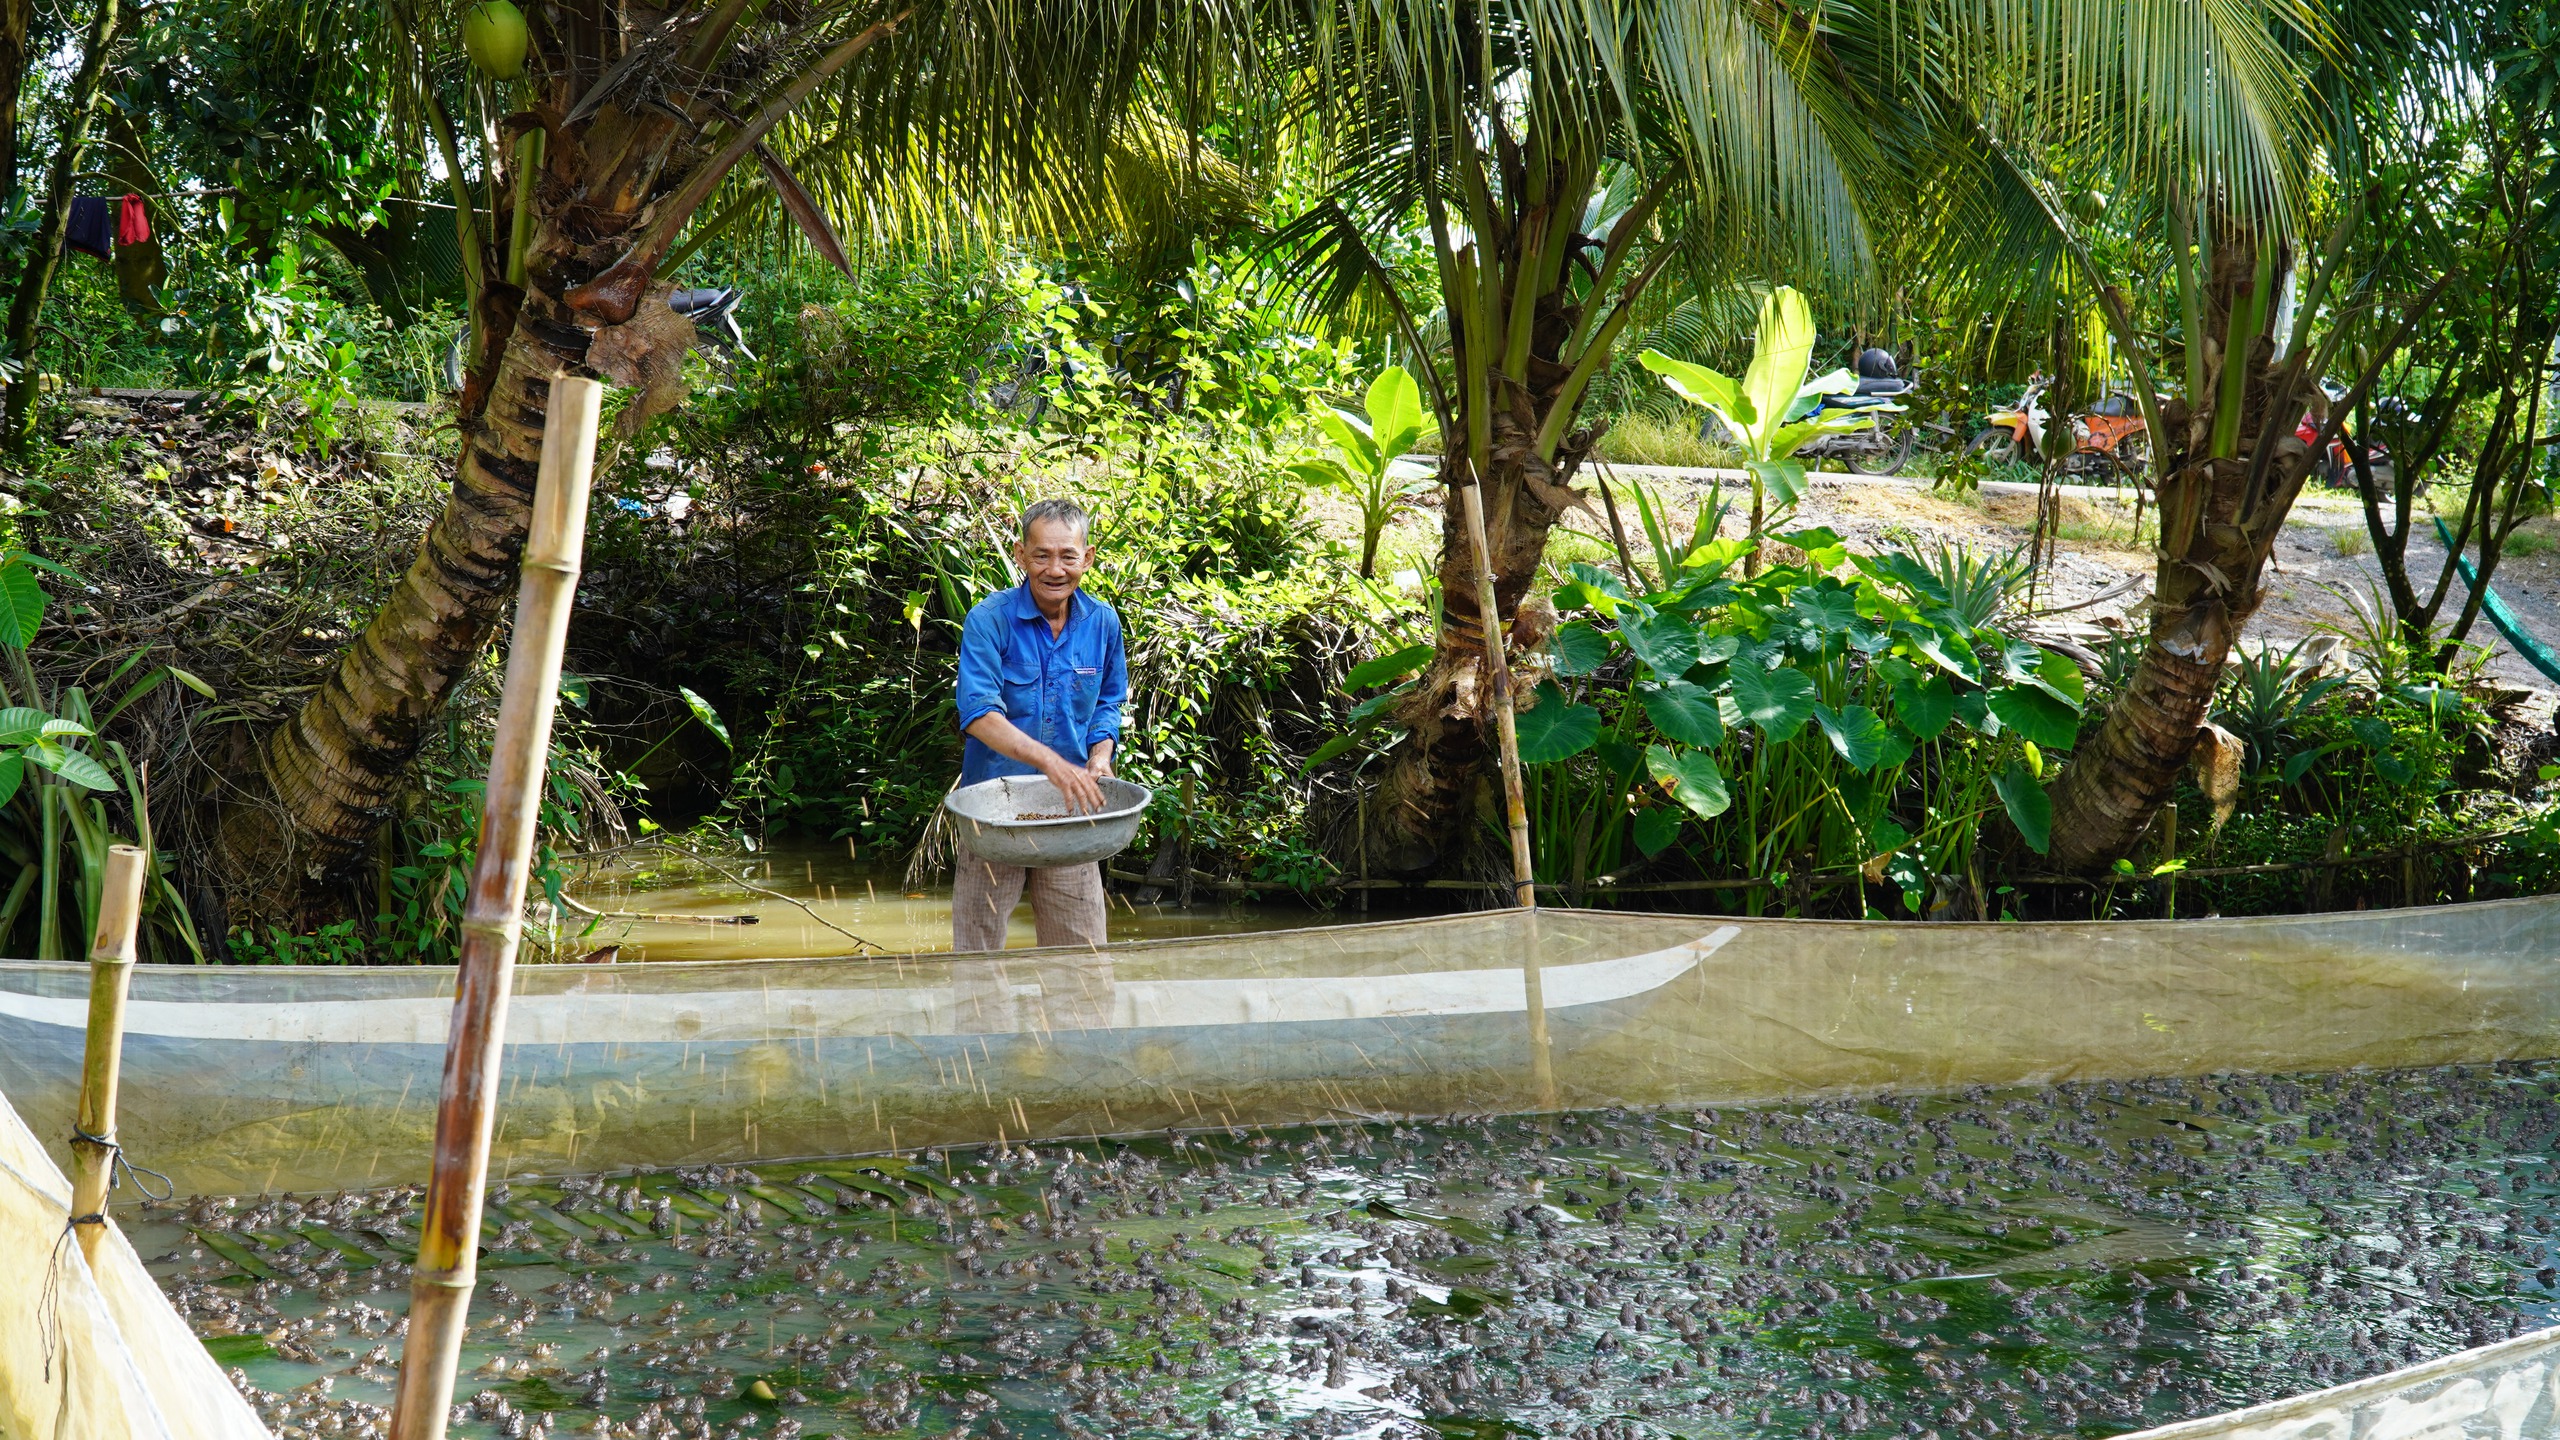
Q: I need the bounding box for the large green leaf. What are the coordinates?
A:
[1364,365,1425,460]
[1514,683,1601,764]
[1549,622,1612,678]
[1745,458,1808,509]
[681,686,733,750]
[1620,612,1702,677]
[0,707,51,745]
[0,752,20,807]
[27,742,115,791]
[1313,406,1380,477]
[1993,760,2053,855]
[1891,674,1956,739]
[1638,680,1725,748]
[1633,806,1681,857]
[1813,704,1891,770]
[2033,648,2087,706]
[1645,744,1732,819]
[0,560,44,648]
[1729,663,1817,741]
[1738,287,1816,454]
[1345,643,1434,691]
[1638,350,1753,432]
[1987,684,2081,750]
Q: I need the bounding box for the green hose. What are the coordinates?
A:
[2434,515,2560,684]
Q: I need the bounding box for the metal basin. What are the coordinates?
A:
[944,775,1153,868]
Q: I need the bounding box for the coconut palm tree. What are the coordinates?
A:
[1271,0,2344,879]
[1264,0,1879,877]
[221,0,1252,924]
[1888,0,2473,873]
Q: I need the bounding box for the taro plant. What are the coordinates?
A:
[1638,288,1894,571]
[0,550,205,960]
[1290,364,1436,580]
[1515,527,2085,915]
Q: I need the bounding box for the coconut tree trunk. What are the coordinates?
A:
[2043,231,2321,872]
[215,11,903,930]
[1,0,119,452]
[1361,134,1647,872]
[1367,390,1589,873]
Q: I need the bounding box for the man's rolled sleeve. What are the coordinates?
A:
[954,604,1009,735]
[1086,614,1128,746]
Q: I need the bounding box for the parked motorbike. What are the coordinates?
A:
[1797,348,1922,474]
[2299,382,2396,490]
[1967,376,2151,477]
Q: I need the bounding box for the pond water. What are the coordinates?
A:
[142,1061,2559,1440]
[554,843,1380,962]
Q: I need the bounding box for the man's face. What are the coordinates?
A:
[1016,518,1093,609]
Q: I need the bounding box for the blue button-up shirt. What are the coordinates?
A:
[955,584,1129,786]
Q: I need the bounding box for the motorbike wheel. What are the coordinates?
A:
[1965,428,2017,465]
[1847,415,1919,476]
[2112,432,2151,477]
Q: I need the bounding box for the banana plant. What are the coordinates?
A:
[1639,287,1894,572]
[1289,365,1436,580]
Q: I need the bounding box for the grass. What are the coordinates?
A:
[2331,526,2372,558]
[2051,498,2155,548]
[1595,412,1748,470]
[2504,523,2554,558]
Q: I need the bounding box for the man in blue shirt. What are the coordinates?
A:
[950,498,1129,952]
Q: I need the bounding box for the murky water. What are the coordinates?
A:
[141,1062,2559,1440]
[554,843,1379,961]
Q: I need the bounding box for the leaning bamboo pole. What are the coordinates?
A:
[67,843,147,1268]
[1454,474,1536,909]
[387,374,602,1440]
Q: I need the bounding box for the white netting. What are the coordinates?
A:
[0,1085,268,1439]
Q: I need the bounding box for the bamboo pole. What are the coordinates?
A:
[67,843,146,1269]
[1454,475,1536,909]
[388,373,601,1440]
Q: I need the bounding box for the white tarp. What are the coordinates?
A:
[2119,1325,2560,1439]
[0,1086,268,1440]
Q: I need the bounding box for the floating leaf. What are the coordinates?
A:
[1645,744,1731,819]
[1346,643,1434,691]
[1637,680,1725,748]
[1728,663,1817,741]
[1514,683,1600,764]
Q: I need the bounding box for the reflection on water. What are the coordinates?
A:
[555,841,1388,961]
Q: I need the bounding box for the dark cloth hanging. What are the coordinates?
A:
[115,193,148,247]
[64,196,114,259]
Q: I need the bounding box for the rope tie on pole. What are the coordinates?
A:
[41,1125,173,1379]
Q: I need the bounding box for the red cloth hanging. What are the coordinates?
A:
[115,193,149,247]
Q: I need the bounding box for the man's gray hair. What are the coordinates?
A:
[1019,497,1090,541]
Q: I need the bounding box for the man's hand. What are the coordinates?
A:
[1087,740,1116,781]
[1042,756,1107,813]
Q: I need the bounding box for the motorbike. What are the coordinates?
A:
[1966,376,2152,477]
[1795,349,1923,474]
[2298,384,2396,490]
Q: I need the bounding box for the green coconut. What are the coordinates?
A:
[2068,188,2110,222]
[462,0,530,80]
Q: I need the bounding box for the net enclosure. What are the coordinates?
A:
[0,896,2555,1438]
[0,898,2554,1197]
